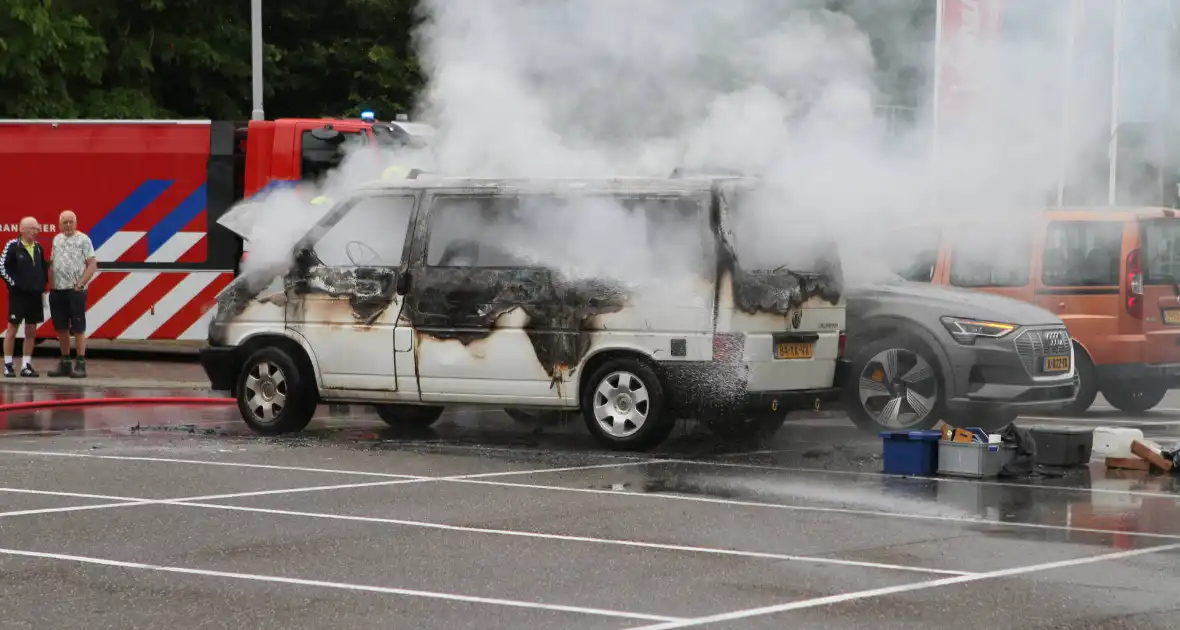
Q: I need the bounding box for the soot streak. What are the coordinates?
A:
[730,265,843,315]
[408,267,627,377]
[290,266,399,325]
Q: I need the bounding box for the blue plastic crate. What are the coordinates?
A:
[880,430,943,476]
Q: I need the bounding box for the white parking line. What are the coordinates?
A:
[175,479,429,502]
[0,449,660,481]
[659,459,1180,500]
[0,485,969,577]
[1018,416,1180,426]
[0,487,151,502]
[0,547,682,623]
[0,458,665,518]
[0,450,430,479]
[166,501,972,577]
[625,542,1180,629]
[447,479,1180,541]
[0,502,152,518]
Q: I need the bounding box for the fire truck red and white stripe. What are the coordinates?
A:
[35,229,233,341]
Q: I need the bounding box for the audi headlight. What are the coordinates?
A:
[941,316,1016,344]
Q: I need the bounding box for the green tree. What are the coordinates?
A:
[0,0,106,117]
[1,0,426,120]
[261,0,425,119]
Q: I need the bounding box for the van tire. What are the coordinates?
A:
[844,334,946,432]
[580,357,673,451]
[1100,378,1168,414]
[375,404,445,428]
[1056,345,1097,415]
[236,346,316,435]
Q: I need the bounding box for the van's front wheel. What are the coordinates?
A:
[236,347,316,435]
[580,358,673,451]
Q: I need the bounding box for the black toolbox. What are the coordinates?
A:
[1028,425,1094,467]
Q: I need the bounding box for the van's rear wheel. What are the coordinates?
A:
[236,347,316,435]
[580,358,673,451]
[844,334,945,432]
[374,404,445,428]
[1100,379,1168,414]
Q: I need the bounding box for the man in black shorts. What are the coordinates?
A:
[1,216,49,377]
[48,210,96,378]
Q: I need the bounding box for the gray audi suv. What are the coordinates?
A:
[841,272,1079,433]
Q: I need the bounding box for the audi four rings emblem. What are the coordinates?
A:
[791,310,803,329]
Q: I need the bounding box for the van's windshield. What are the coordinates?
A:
[724,189,839,275]
[1142,218,1180,285]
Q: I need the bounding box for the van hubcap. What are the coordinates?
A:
[858,348,937,428]
[244,361,288,423]
[593,371,649,438]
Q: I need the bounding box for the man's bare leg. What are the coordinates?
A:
[72,331,87,377]
[22,323,36,363]
[3,323,16,359]
[3,323,16,374]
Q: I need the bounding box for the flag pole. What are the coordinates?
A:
[1108,0,1124,206]
[251,0,265,121]
[1056,0,1081,207]
[931,0,946,214]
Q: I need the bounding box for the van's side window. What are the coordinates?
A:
[424,194,710,272]
[624,196,712,275]
[312,195,415,267]
[897,250,936,282]
[949,237,1030,288]
[1041,221,1123,286]
[425,196,534,268]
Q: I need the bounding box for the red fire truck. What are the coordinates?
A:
[0,116,428,344]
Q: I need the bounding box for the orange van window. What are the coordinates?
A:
[1041,221,1122,286]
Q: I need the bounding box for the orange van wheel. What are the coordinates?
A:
[1099,379,1168,414]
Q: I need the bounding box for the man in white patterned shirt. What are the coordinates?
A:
[47,210,96,378]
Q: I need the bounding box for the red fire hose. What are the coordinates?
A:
[0,397,235,413]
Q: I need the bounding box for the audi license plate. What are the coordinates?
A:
[774,342,814,360]
[1164,309,1180,325]
[1043,355,1071,372]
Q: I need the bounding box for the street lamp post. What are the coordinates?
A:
[251,0,264,121]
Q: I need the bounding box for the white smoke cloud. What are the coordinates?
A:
[403,0,1174,283]
[228,0,1176,292]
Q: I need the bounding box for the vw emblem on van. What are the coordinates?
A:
[791,310,803,329]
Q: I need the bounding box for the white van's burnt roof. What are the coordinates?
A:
[352,175,757,194]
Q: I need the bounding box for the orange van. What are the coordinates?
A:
[896,207,1180,414]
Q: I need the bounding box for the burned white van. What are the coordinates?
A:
[199,176,847,451]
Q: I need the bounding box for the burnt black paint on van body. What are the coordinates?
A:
[205,179,843,404]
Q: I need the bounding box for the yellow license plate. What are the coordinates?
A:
[1043,355,1071,372]
[775,342,814,360]
[1164,309,1180,324]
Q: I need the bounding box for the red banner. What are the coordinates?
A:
[934,0,1005,124]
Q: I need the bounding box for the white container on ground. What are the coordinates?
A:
[1090,427,1144,460]
[937,441,1017,478]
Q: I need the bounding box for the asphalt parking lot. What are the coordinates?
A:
[1,383,1179,629]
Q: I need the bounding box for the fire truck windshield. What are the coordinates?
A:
[301,129,365,183]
